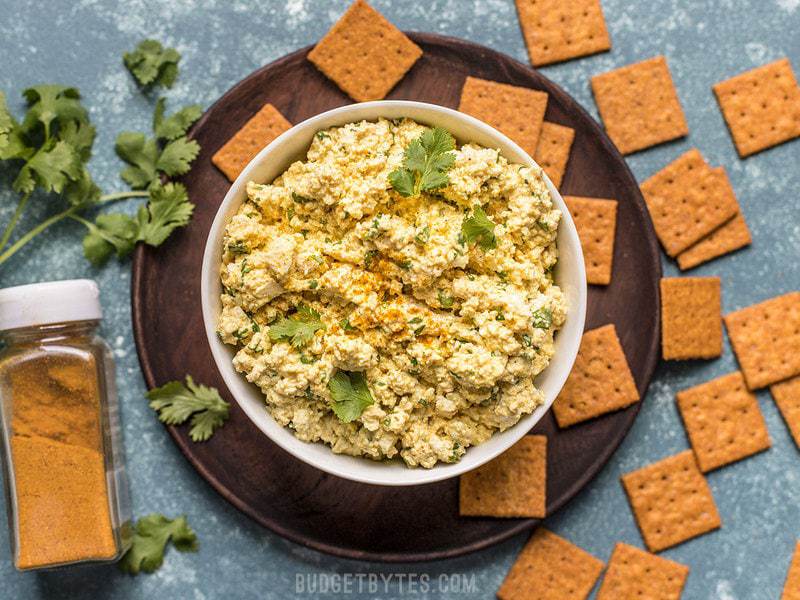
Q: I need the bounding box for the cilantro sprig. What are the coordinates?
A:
[0,39,199,269]
[328,370,374,423]
[123,39,181,89]
[115,97,201,190]
[269,304,325,348]
[389,127,456,197]
[119,514,198,575]
[461,204,497,250]
[147,375,230,442]
[78,182,194,265]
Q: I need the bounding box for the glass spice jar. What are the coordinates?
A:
[0,279,132,570]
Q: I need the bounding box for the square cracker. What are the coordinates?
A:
[515,0,611,67]
[591,56,688,155]
[677,213,752,270]
[713,58,800,157]
[677,165,750,270]
[771,376,800,450]
[458,76,548,158]
[459,435,546,518]
[640,149,739,256]
[782,541,800,600]
[497,528,604,600]
[621,450,721,552]
[724,292,800,389]
[307,0,422,102]
[660,276,722,360]
[535,122,575,188]
[677,371,771,472]
[596,542,689,600]
[212,103,292,181]
[564,196,617,285]
[553,324,639,428]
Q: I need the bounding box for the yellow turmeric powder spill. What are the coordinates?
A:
[5,352,116,569]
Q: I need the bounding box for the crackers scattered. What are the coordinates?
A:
[553,324,639,428]
[640,149,739,256]
[660,277,722,360]
[534,122,575,188]
[621,451,721,552]
[515,0,611,67]
[771,376,800,449]
[564,196,618,286]
[677,372,771,472]
[596,542,689,600]
[458,76,548,158]
[724,292,800,389]
[591,56,688,155]
[212,103,292,181]
[782,541,800,600]
[459,435,546,518]
[713,58,800,157]
[497,529,604,600]
[307,0,422,102]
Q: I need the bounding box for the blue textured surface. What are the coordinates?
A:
[0,0,798,598]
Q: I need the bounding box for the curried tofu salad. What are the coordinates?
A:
[216,118,566,468]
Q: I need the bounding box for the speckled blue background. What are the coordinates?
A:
[0,0,798,598]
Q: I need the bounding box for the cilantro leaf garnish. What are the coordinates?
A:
[146,375,230,442]
[269,304,325,348]
[438,290,454,308]
[123,39,181,89]
[135,181,195,246]
[115,125,200,190]
[20,85,88,137]
[328,370,374,423]
[461,205,497,250]
[14,140,81,194]
[81,213,139,265]
[531,307,553,329]
[0,92,16,157]
[79,182,194,266]
[389,127,456,197]
[153,98,202,140]
[119,514,198,575]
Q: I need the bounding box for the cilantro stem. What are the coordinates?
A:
[0,205,79,266]
[0,190,32,250]
[0,190,146,258]
[97,190,149,204]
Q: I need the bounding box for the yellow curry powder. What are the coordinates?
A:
[5,352,116,569]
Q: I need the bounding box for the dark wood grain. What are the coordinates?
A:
[131,33,662,562]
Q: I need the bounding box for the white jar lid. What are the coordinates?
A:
[0,279,103,331]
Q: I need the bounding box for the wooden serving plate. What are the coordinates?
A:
[131,33,661,562]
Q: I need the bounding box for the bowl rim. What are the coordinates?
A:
[200,100,586,486]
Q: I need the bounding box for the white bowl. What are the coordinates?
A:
[201,101,586,486]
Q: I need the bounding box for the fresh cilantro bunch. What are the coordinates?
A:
[115,97,201,190]
[147,375,230,442]
[269,304,325,348]
[461,204,497,250]
[389,127,456,197]
[123,39,181,89]
[0,39,200,269]
[119,514,198,575]
[328,370,374,423]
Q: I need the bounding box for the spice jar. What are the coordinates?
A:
[0,279,131,570]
